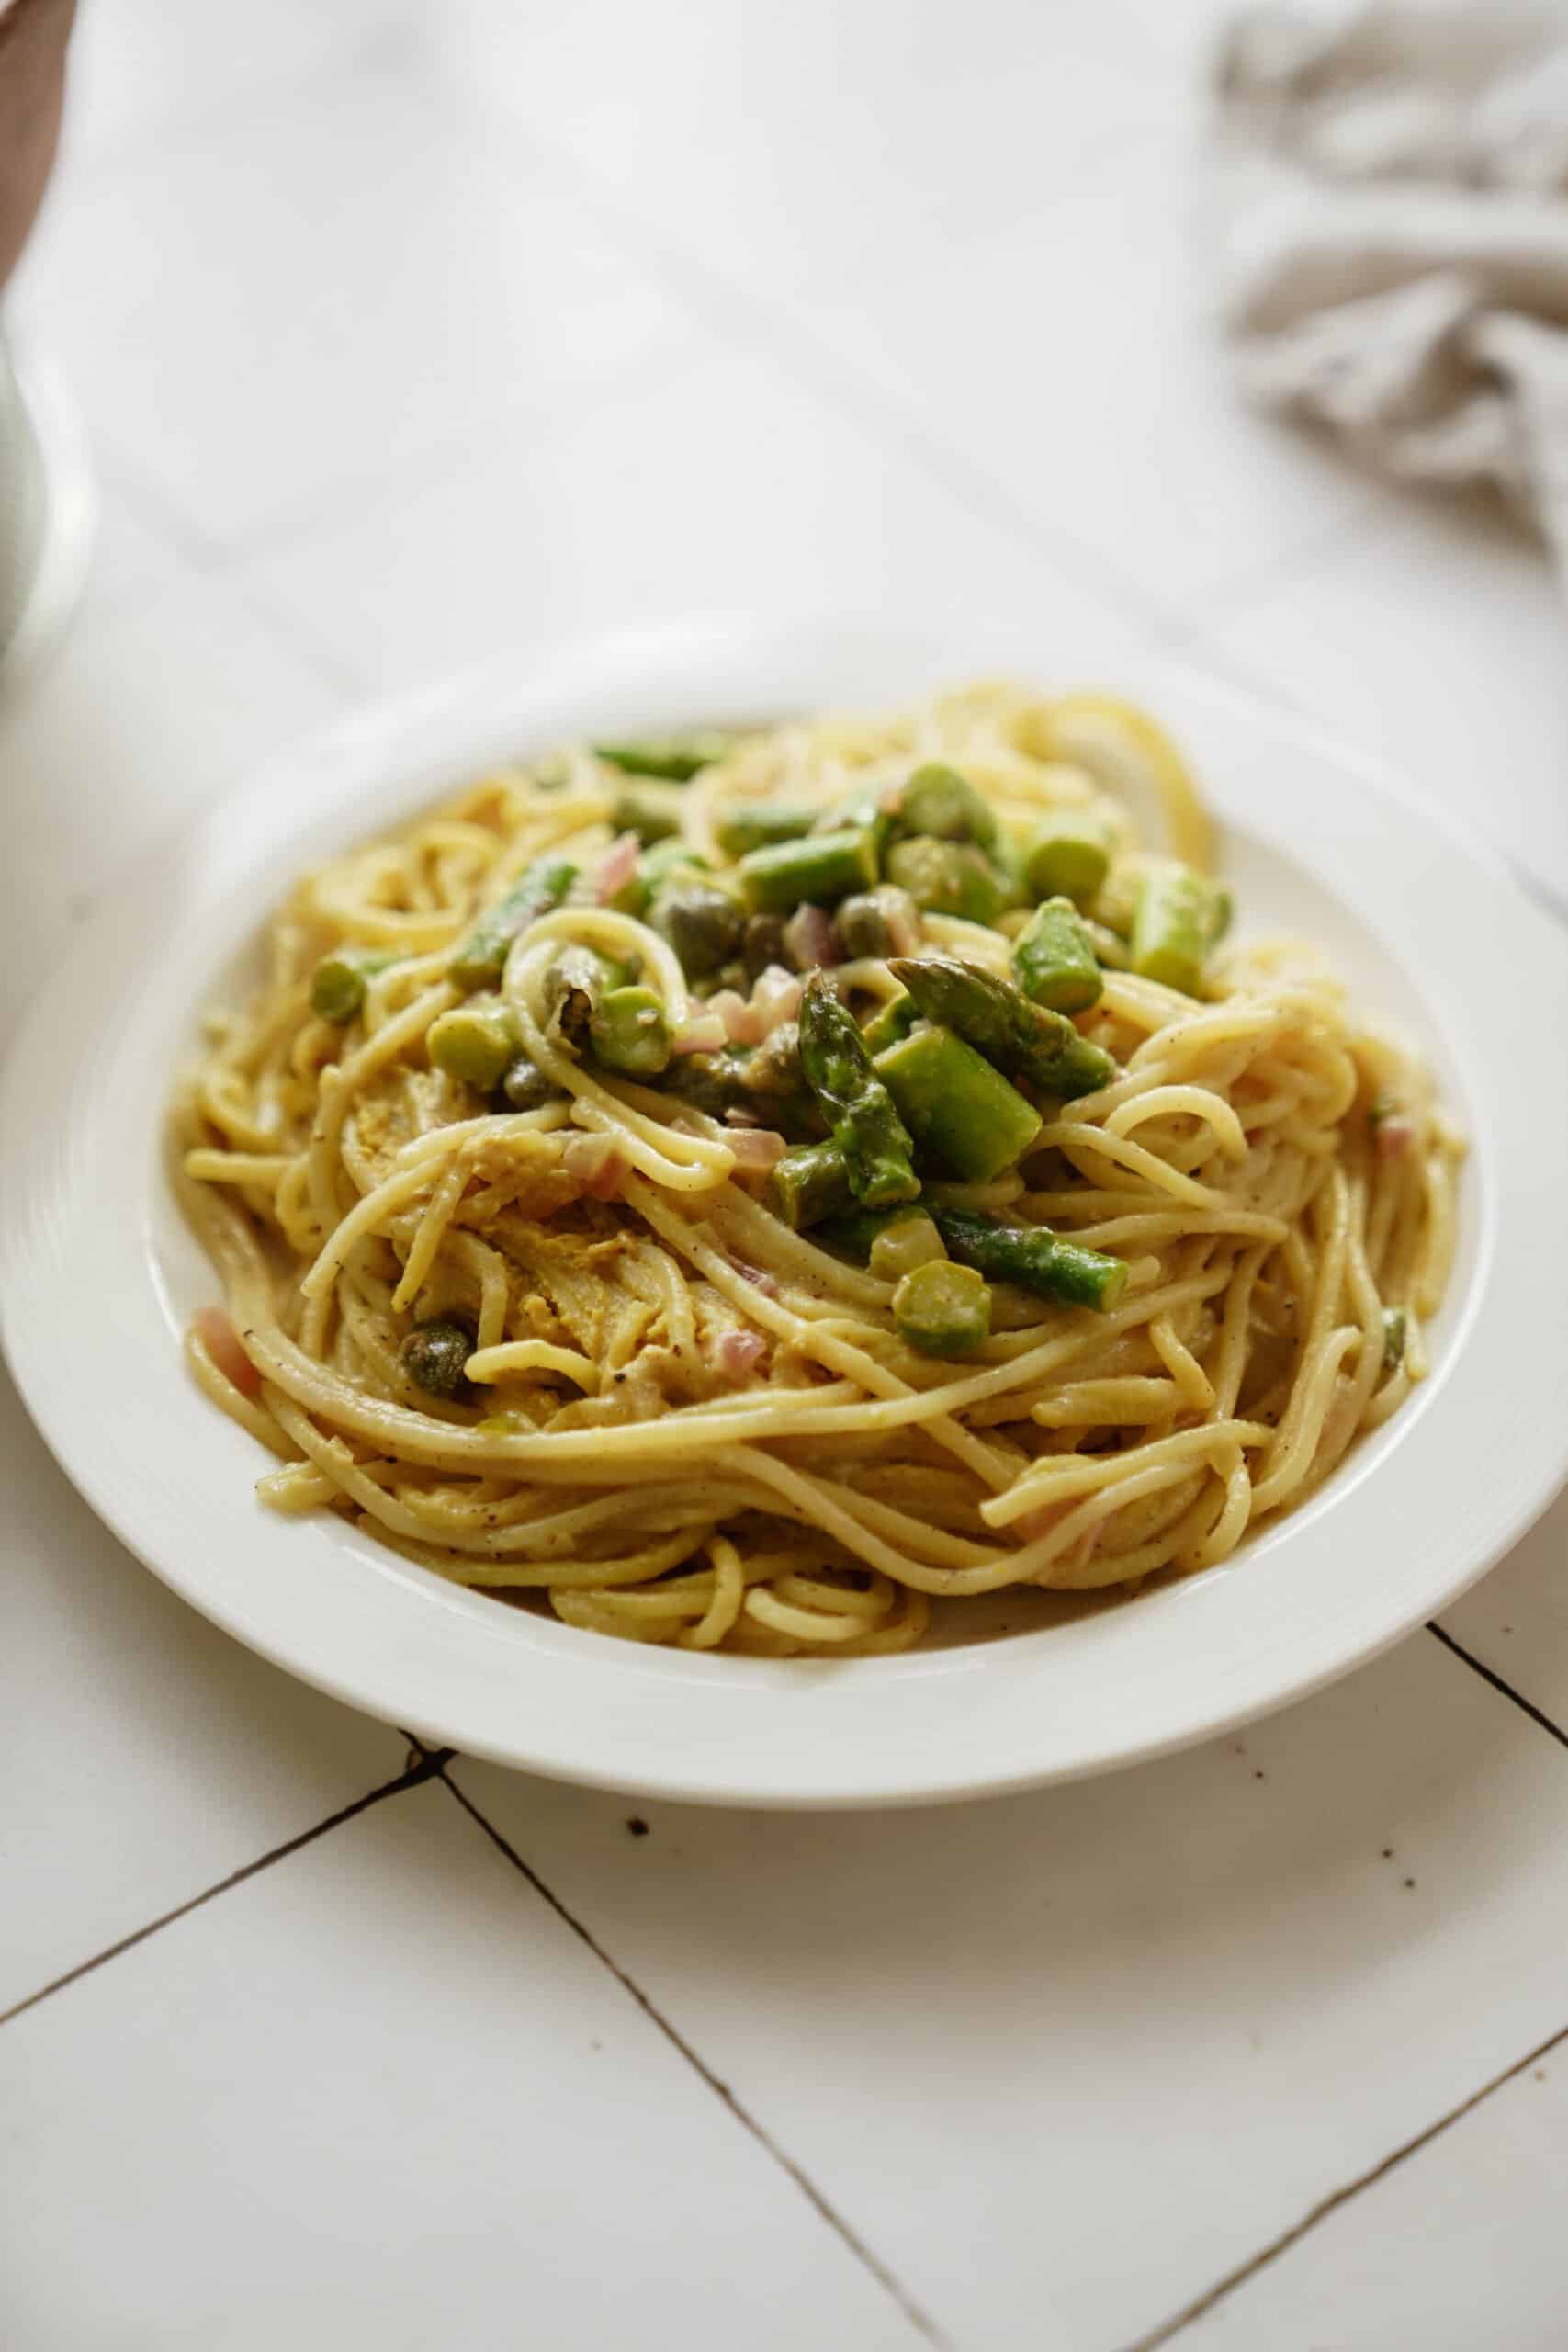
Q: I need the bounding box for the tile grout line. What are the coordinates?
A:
[0,1745,453,2030]
[1425,1622,1568,1755]
[1123,2011,1568,2349]
[437,1770,952,2351]
[1125,1626,1568,2345]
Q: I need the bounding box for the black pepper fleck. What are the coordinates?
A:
[1404,1876,1416,1889]
[626,1816,649,1838]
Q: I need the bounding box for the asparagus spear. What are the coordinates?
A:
[886,836,1006,926]
[1011,898,1104,1015]
[767,1139,856,1231]
[886,956,1114,1100]
[1129,860,1226,997]
[739,826,880,914]
[892,1261,992,1359]
[900,763,998,852]
[428,997,522,1091]
[874,1025,1043,1182]
[714,804,816,859]
[450,854,577,991]
[797,972,919,1207]
[593,730,735,781]
[310,947,398,1024]
[1020,813,1113,905]
[931,1205,1128,1312]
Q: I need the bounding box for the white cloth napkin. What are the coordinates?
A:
[1212,2,1568,571]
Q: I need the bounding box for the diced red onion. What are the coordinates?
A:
[751,964,803,1033]
[194,1306,262,1400]
[713,1329,768,1380]
[783,903,840,970]
[709,989,764,1046]
[593,831,642,904]
[563,1134,624,1198]
[726,1126,787,1172]
[671,1012,728,1056]
[729,1257,781,1298]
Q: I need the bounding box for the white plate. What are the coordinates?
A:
[5,616,1567,1808]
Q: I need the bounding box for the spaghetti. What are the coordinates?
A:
[174,681,1463,1657]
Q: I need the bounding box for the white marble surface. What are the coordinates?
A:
[4,5,1566,2346]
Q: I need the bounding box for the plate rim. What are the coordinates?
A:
[5,612,1568,1808]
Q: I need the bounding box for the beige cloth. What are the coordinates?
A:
[1213,2,1568,566]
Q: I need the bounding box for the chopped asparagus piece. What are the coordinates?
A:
[1011,898,1104,1015]
[610,789,681,845]
[641,837,711,888]
[1381,1305,1407,1371]
[1020,813,1113,906]
[650,876,745,978]
[798,973,919,1208]
[874,1025,1043,1182]
[814,783,899,861]
[892,1260,992,1359]
[767,1139,856,1231]
[309,948,397,1024]
[931,1205,1128,1312]
[900,763,998,851]
[592,986,672,1077]
[450,855,576,991]
[1130,860,1225,997]
[604,833,712,919]
[887,956,1114,1100]
[860,991,918,1056]
[872,1208,944,1281]
[401,1316,475,1400]
[885,835,1005,926]
[714,804,816,859]
[739,826,880,914]
[428,997,521,1091]
[593,731,735,781]
[822,1202,942,1275]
